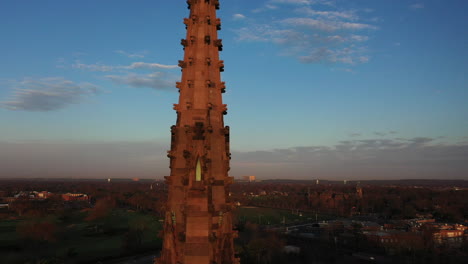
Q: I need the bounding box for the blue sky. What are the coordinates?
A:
[0,0,467,180]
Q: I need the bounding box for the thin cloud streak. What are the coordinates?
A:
[72,61,178,72]
[282,18,376,31]
[297,7,357,20]
[1,77,100,111]
[114,50,146,58]
[270,0,334,6]
[105,72,176,90]
[233,13,246,20]
[127,62,178,70]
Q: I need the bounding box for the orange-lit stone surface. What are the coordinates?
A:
[156,1,238,263]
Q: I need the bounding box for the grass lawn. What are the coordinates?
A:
[0,219,20,243]
[0,210,162,264]
[235,206,330,225]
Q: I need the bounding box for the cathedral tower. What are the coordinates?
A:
[156,1,237,263]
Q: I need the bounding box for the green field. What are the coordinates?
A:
[235,206,330,225]
[0,206,331,263]
[0,210,162,264]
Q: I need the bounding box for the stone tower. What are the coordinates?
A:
[156,1,237,264]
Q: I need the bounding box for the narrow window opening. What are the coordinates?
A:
[196,158,202,181]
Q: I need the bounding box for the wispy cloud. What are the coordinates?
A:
[1,77,99,111]
[235,1,377,65]
[233,13,246,20]
[373,131,399,137]
[126,62,178,70]
[272,0,311,4]
[374,131,387,137]
[73,62,115,72]
[115,50,147,58]
[70,58,178,91]
[252,4,278,13]
[300,47,370,64]
[72,61,178,72]
[270,0,334,6]
[281,17,376,31]
[105,72,176,90]
[297,7,357,20]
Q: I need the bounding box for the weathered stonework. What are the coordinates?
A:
[156,1,238,263]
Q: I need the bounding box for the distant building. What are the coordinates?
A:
[356,182,363,199]
[61,193,89,202]
[423,223,467,248]
[36,191,52,199]
[433,229,465,247]
[242,175,256,182]
[364,231,397,246]
[14,191,33,199]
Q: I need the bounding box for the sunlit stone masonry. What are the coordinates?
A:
[155,0,238,263]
